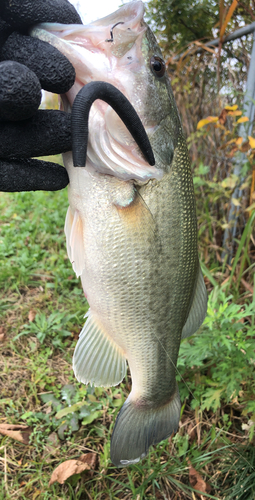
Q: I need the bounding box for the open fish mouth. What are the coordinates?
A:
[30,1,163,181]
[31,1,146,106]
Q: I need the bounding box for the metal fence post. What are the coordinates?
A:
[222,30,255,262]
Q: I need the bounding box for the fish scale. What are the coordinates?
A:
[32,0,208,466]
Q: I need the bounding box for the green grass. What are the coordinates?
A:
[0,176,255,499]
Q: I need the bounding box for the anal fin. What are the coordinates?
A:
[73,309,127,387]
[181,265,208,339]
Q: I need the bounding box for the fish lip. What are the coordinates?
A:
[87,1,145,30]
[30,2,147,98]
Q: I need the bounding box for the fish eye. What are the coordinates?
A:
[150,56,166,78]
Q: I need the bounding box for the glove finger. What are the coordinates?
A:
[0,17,13,47]
[0,60,41,121]
[0,158,69,192]
[0,110,72,158]
[1,32,75,93]
[0,0,82,28]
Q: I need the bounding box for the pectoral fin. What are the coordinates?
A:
[73,309,127,387]
[181,266,208,339]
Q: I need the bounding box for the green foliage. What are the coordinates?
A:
[221,444,255,499]
[146,0,218,51]
[0,189,68,291]
[147,0,254,52]
[14,311,76,348]
[20,383,120,443]
[178,287,255,417]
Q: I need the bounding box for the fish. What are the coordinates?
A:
[31,1,208,467]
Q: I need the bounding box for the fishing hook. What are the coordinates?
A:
[105,22,124,42]
[71,81,155,167]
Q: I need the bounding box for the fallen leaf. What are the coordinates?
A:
[28,310,36,322]
[0,424,31,444]
[188,459,211,497]
[49,453,97,486]
[79,452,97,469]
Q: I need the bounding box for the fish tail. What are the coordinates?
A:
[110,388,181,467]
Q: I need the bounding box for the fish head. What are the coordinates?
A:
[32,1,181,181]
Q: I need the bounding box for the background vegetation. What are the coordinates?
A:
[0,1,255,498]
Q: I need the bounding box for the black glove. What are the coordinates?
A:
[0,0,82,192]
[0,0,155,192]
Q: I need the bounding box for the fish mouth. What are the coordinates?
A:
[30,2,163,182]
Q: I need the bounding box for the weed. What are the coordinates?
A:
[178,286,255,422]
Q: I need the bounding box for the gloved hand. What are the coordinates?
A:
[0,0,82,192]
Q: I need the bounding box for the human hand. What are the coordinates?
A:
[0,0,82,192]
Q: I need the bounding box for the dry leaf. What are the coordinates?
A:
[0,424,31,444]
[188,459,211,497]
[240,141,250,153]
[49,453,97,486]
[28,310,36,322]
[218,108,227,125]
[79,452,97,469]
[220,0,238,38]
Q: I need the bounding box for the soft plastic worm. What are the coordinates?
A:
[71,81,155,167]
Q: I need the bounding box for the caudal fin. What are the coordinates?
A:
[110,389,181,467]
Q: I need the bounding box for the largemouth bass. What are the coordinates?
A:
[32,1,207,467]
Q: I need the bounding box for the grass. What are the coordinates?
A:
[0,160,255,499]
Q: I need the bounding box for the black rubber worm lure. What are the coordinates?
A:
[71,81,155,167]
